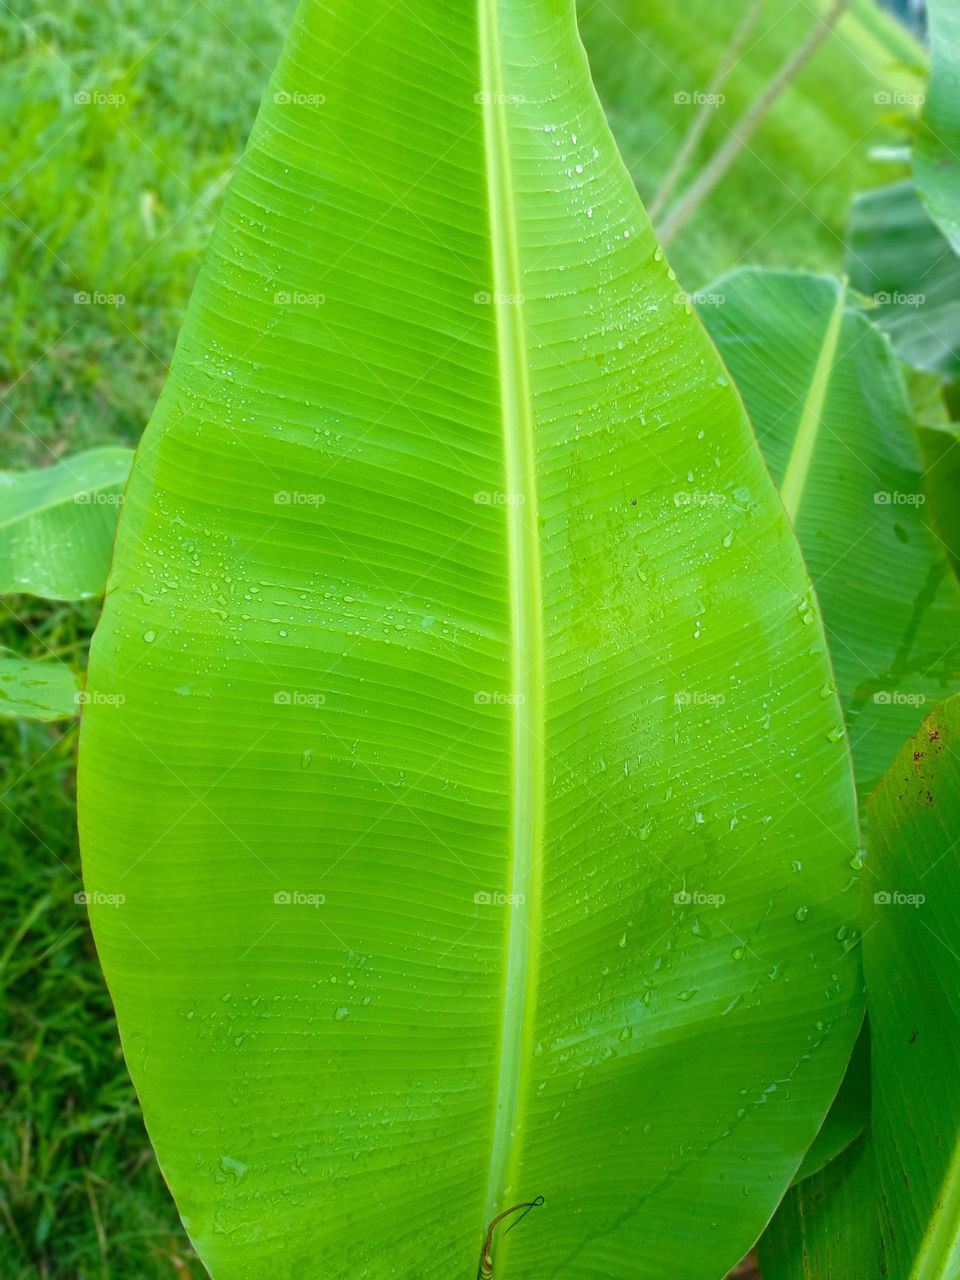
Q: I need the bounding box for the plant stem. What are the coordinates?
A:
[648,0,764,223]
[656,0,851,247]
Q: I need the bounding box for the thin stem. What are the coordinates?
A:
[656,0,851,247]
[648,0,764,223]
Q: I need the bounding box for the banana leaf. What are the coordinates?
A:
[758,1135,885,1279]
[700,269,960,806]
[78,3,862,1277]
[0,447,132,600]
[919,421,960,580]
[761,696,960,1278]
[846,180,960,379]
[791,1023,869,1185]
[0,651,80,721]
[916,0,960,254]
[865,695,960,1276]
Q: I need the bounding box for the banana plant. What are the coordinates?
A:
[0,447,134,720]
[0,447,132,600]
[699,268,960,807]
[916,0,960,254]
[77,2,863,1277]
[760,694,960,1279]
[846,180,960,380]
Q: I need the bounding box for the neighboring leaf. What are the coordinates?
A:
[916,0,960,254]
[0,652,80,721]
[865,696,960,1276]
[792,1023,869,1185]
[701,269,960,805]
[758,1135,885,1280]
[579,0,925,284]
[79,5,862,1278]
[0,447,133,600]
[919,421,960,579]
[846,180,960,378]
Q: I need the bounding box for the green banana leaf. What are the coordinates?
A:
[758,1135,885,1279]
[700,269,960,806]
[846,180,960,379]
[916,0,960,255]
[760,697,960,1278]
[865,695,960,1276]
[0,652,80,721]
[78,3,862,1277]
[792,1023,869,1185]
[919,421,960,580]
[579,0,924,285]
[0,447,133,600]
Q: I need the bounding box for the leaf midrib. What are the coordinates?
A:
[477,0,546,1240]
[779,281,846,521]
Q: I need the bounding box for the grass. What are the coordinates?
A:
[0,3,293,1274]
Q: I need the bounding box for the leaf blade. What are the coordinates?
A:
[79,6,862,1277]
[0,448,132,600]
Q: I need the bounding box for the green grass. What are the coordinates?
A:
[0,3,293,1274]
